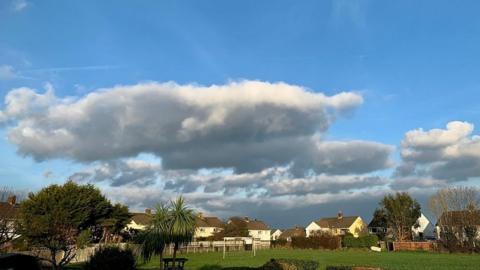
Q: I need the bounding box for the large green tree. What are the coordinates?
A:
[19,181,113,269]
[376,192,421,241]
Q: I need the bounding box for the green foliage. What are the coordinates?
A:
[109,204,132,234]
[19,181,113,269]
[169,196,196,247]
[77,230,92,249]
[290,234,341,250]
[223,221,249,238]
[377,192,421,241]
[84,246,136,270]
[137,203,170,263]
[343,234,378,248]
[136,196,196,268]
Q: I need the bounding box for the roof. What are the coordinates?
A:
[313,216,359,229]
[228,217,269,230]
[130,213,152,226]
[279,227,306,239]
[438,210,480,226]
[368,217,386,228]
[0,202,19,219]
[196,216,224,228]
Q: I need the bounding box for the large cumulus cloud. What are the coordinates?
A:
[0,80,392,175]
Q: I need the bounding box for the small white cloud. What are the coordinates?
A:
[0,65,17,80]
[0,65,33,80]
[12,0,29,12]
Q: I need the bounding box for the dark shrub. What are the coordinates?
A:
[262,258,319,270]
[271,239,288,248]
[343,234,378,248]
[222,266,260,270]
[84,246,136,270]
[291,233,341,250]
[326,267,352,270]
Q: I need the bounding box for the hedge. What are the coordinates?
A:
[343,235,378,248]
[291,234,342,250]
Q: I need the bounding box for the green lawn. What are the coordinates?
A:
[135,249,480,270]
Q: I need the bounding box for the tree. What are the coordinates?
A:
[100,203,131,243]
[19,181,112,269]
[376,192,421,241]
[429,186,480,252]
[369,208,388,240]
[168,197,196,270]
[137,204,170,270]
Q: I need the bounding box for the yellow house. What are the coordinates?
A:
[306,212,367,238]
[126,209,152,231]
[194,214,224,239]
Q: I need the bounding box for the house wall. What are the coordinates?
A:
[271,230,282,240]
[348,217,367,237]
[248,229,271,241]
[412,213,435,239]
[126,221,147,231]
[306,222,323,237]
[195,226,222,238]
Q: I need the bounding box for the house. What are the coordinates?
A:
[0,196,20,246]
[126,209,152,231]
[306,212,367,238]
[279,226,306,242]
[271,229,282,240]
[367,215,387,236]
[227,217,271,242]
[412,213,435,240]
[194,213,224,239]
[436,209,480,240]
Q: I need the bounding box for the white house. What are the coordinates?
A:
[271,229,282,240]
[195,214,224,239]
[412,213,435,240]
[227,217,271,242]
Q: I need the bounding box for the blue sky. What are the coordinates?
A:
[1,0,480,226]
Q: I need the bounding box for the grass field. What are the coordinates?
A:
[135,249,480,270]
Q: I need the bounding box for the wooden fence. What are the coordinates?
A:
[392,241,434,251]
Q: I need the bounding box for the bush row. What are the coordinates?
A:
[291,234,342,250]
[342,234,378,248]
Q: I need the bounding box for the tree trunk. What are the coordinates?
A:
[50,249,58,270]
[172,242,178,270]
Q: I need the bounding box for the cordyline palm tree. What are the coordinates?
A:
[168,196,196,270]
[137,204,170,270]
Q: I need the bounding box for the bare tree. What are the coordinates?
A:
[429,186,480,252]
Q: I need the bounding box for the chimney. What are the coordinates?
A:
[244,216,249,222]
[145,208,152,215]
[337,211,343,220]
[198,212,203,219]
[7,195,16,206]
